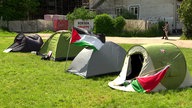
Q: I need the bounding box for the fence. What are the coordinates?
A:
[124,20,158,31]
[0,20,8,29]
[0,19,68,33]
[0,19,158,33]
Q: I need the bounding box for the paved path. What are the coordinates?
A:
[106,36,192,48]
[38,33,192,48]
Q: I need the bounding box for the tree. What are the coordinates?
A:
[0,0,40,21]
[178,0,192,39]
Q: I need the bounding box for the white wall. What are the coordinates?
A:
[95,0,116,16]
[97,0,182,31]
[123,0,180,31]
[119,0,174,20]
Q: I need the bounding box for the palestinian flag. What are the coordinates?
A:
[131,65,170,93]
[70,27,104,51]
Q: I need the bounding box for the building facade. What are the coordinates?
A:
[90,0,183,32]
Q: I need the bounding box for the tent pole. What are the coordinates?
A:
[64,38,71,71]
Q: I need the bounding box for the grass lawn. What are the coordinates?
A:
[0,29,17,37]
[1,34,192,107]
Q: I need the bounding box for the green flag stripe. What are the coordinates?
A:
[131,80,146,93]
[74,41,97,51]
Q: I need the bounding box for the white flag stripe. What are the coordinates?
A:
[78,34,104,50]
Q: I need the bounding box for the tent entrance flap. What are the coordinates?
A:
[126,53,144,80]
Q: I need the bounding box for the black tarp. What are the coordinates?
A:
[6,33,43,52]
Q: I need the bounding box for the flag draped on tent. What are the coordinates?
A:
[70,27,104,51]
[131,65,170,93]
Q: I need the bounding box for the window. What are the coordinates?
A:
[115,7,123,16]
[129,5,140,19]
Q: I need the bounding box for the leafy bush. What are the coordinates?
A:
[180,26,192,39]
[94,14,114,34]
[0,0,40,20]
[66,7,96,21]
[113,16,126,33]
[94,14,126,35]
[180,33,192,40]
[147,22,164,36]
[178,0,192,39]
[120,21,164,37]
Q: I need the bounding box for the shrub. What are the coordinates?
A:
[94,14,126,35]
[120,21,164,37]
[180,33,192,40]
[94,14,114,35]
[113,16,126,33]
[66,7,96,21]
[158,21,165,35]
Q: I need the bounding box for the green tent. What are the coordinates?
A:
[39,31,83,61]
[109,43,192,92]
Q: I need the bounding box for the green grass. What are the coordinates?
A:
[0,29,54,38]
[1,36,192,107]
[0,29,17,37]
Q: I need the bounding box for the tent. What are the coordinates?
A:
[108,43,192,92]
[4,33,43,53]
[39,31,83,61]
[72,26,106,43]
[67,41,126,78]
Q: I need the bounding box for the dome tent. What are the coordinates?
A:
[4,33,43,53]
[67,42,126,78]
[39,27,105,61]
[39,30,83,61]
[108,43,192,92]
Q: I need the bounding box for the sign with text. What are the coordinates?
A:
[53,20,68,31]
[74,19,94,31]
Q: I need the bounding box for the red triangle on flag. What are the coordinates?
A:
[136,65,170,92]
[70,27,81,43]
